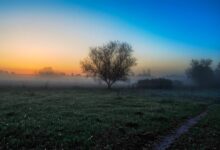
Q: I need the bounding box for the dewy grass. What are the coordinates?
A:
[0,89,218,149]
[170,104,220,150]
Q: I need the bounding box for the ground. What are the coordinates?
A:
[170,104,220,149]
[0,88,219,149]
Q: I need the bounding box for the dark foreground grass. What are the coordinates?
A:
[0,89,218,149]
[170,104,220,150]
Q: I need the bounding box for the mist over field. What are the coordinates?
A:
[0,73,190,88]
[0,75,130,88]
[0,75,142,88]
[0,0,220,149]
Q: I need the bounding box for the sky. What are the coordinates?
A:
[0,0,220,76]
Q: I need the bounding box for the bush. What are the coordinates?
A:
[136,78,173,89]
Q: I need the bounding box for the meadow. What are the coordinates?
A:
[0,88,219,149]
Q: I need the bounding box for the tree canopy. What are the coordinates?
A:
[186,59,214,87]
[81,41,136,89]
[215,62,220,83]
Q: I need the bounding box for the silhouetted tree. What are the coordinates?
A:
[215,62,220,86]
[81,41,137,89]
[186,59,214,87]
[215,62,220,75]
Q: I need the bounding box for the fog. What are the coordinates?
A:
[0,74,190,88]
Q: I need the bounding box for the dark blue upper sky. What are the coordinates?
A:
[1,0,220,50]
[71,0,220,50]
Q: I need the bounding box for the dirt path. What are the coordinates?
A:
[152,111,207,150]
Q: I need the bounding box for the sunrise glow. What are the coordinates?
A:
[1,0,219,76]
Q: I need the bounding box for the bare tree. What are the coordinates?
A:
[81,41,137,89]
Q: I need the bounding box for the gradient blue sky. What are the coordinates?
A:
[0,0,220,75]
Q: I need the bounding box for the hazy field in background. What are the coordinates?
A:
[0,74,190,88]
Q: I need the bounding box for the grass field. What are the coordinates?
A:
[170,104,220,149]
[0,88,219,149]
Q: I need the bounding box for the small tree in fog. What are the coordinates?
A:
[81,41,137,89]
[186,59,214,87]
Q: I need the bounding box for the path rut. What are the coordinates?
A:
[152,111,207,150]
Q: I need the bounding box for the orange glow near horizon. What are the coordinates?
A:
[0,47,84,75]
[0,50,83,75]
[1,7,214,76]
[0,65,81,75]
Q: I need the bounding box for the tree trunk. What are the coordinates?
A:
[107,83,112,89]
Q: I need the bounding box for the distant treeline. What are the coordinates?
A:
[37,67,66,77]
[186,59,220,88]
[136,59,220,89]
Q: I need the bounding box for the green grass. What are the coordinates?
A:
[0,89,218,149]
[170,104,220,150]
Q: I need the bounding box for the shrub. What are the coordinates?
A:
[136,78,173,89]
